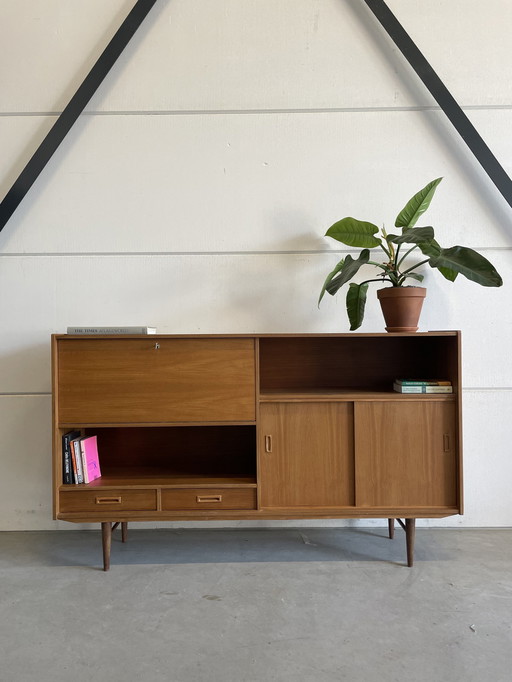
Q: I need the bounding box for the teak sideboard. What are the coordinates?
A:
[52,332,462,570]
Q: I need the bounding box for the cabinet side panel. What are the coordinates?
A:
[456,331,464,514]
[51,336,60,519]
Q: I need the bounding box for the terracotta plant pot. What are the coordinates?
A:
[377,286,426,333]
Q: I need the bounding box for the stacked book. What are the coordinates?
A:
[393,379,453,394]
[62,432,102,484]
[67,326,156,335]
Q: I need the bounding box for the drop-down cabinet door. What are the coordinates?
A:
[56,337,256,424]
[355,401,458,509]
[259,402,354,508]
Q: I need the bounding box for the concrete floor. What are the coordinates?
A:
[0,527,511,682]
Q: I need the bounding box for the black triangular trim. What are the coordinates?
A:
[364,0,512,208]
[0,0,157,232]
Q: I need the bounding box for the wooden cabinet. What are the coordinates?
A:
[52,332,462,569]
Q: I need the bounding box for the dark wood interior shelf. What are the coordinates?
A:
[60,470,257,488]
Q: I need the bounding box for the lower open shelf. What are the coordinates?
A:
[60,468,257,489]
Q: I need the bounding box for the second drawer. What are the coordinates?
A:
[162,488,256,510]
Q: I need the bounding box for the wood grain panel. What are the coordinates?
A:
[57,338,256,423]
[355,401,457,508]
[259,402,354,508]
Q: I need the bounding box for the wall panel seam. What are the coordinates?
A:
[0,247,510,258]
[2,105,512,118]
[0,393,51,397]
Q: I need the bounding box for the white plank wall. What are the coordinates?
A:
[0,0,511,530]
[1,110,512,253]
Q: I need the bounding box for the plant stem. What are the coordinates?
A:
[361,278,393,286]
[379,242,391,259]
[400,258,430,277]
[397,244,419,269]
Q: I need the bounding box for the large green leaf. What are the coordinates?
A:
[418,238,458,281]
[395,178,442,228]
[346,282,369,331]
[418,238,441,258]
[318,257,345,305]
[326,218,381,248]
[389,226,434,244]
[429,246,503,287]
[318,250,370,304]
[437,266,458,282]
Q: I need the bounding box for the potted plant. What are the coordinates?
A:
[319,177,503,331]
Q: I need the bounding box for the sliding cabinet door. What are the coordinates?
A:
[259,402,354,508]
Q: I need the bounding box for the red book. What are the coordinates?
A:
[79,436,102,483]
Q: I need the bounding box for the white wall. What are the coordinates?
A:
[0,0,511,530]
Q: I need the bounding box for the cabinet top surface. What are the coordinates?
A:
[53,331,460,340]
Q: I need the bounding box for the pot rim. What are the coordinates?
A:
[377,286,426,299]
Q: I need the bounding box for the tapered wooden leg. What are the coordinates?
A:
[101,522,112,571]
[121,522,128,543]
[388,518,395,539]
[405,518,416,567]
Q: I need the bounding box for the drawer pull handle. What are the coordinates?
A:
[196,495,222,503]
[443,434,450,452]
[95,496,122,505]
[265,435,273,453]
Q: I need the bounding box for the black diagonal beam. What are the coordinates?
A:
[0,0,157,232]
[363,0,512,210]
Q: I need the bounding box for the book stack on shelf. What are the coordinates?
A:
[66,326,156,335]
[62,432,102,484]
[393,379,453,394]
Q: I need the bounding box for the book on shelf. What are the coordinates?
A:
[79,438,89,484]
[71,438,85,483]
[393,382,453,394]
[69,438,79,483]
[66,326,156,335]
[394,379,452,386]
[79,435,102,483]
[62,430,80,484]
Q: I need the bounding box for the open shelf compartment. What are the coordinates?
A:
[258,334,459,395]
[59,424,257,488]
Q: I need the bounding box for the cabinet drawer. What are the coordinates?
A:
[60,489,157,513]
[161,488,256,511]
[57,338,256,423]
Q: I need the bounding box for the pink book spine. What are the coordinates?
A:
[83,436,102,482]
